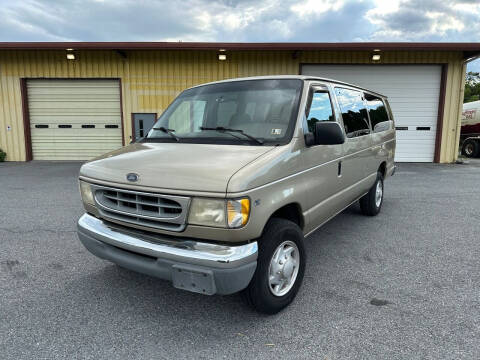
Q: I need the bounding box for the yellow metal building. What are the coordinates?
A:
[0,42,478,163]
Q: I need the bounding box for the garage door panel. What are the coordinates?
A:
[301,64,441,162]
[29,102,122,111]
[373,92,438,98]
[30,128,122,136]
[30,111,121,120]
[28,80,120,89]
[391,104,438,111]
[28,91,120,98]
[394,116,437,124]
[396,131,436,140]
[27,79,123,160]
[30,116,121,124]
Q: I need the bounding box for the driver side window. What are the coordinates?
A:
[305,91,335,133]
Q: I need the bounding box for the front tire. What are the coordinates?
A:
[359,172,384,216]
[242,218,306,314]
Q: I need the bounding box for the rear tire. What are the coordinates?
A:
[359,172,384,216]
[462,139,479,158]
[242,218,306,314]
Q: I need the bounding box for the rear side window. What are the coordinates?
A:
[305,91,335,133]
[365,93,389,130]
[335,87,370,138]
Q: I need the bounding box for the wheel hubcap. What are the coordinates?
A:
[268,240,300,297]
[375,180,383,208]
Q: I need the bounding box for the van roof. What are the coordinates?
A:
[190,75,388,98]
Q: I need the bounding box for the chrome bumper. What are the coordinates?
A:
[77,213,258,295]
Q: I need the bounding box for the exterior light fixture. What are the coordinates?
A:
[66,49,76,60]
[372,49,381,61]
[218,49,227,61]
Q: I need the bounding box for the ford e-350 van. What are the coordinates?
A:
[77,76,396,314]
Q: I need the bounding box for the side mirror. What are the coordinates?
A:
[314,122,345,145]
[373,120,394,133]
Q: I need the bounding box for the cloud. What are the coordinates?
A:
[366,0,480,41]
[0,0,478,43]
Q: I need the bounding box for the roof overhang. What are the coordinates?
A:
[1,42,479,59]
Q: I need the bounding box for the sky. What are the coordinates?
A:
[0,0,479,71]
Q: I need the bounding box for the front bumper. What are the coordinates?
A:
[77,213,258,295]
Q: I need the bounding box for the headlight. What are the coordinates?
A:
[188,198,226,227]
[188,197,250,228]
[227,198,250,228]
[79,180,95,205]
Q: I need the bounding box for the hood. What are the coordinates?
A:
[80,142,274,193]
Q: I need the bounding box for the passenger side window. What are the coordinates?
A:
[365,93,389,131]
[305,91,335,133]
[335,88,370,138]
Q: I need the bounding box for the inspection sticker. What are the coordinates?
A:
[271,128,282,135]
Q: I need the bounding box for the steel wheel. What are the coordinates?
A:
[375,180,383,208]
[268,240,300,297]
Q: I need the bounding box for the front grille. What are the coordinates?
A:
[92,185,190,231]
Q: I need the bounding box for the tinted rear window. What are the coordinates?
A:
[365,93,389,130]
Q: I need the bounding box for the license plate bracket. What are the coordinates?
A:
[171,265,216,295]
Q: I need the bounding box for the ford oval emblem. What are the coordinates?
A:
[126,173,139,182]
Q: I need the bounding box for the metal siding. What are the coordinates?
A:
[0,49,466,162]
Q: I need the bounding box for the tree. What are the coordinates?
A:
[464,71,480,103]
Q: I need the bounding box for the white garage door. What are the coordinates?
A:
[301,65,442,162]
[27,79,123,160]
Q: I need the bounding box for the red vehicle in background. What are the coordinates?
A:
[461,100,480,157]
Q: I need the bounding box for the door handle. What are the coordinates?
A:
[338,161,342,177]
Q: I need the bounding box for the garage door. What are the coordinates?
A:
[27,79,123,160]
[301,65,442,162]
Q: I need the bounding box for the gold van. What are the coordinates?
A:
[77,76,396,313]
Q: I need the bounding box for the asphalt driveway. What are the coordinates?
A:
[1,161,479,359]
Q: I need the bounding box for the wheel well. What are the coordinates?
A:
[378,162,387,178]
[270,203,304,229]
[464,137,480,144]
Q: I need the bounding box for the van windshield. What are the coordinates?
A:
[146,79,303,145]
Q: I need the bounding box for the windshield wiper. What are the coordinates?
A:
[200,127,264,145]
[152,127,180,142]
